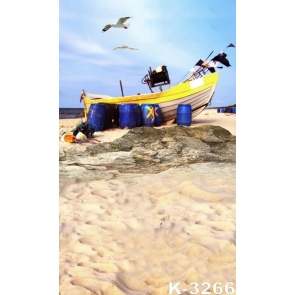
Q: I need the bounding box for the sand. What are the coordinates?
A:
[59,109,236,295]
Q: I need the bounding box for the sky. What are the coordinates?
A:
[59,0,236,108]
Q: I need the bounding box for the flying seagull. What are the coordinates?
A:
[102,17,132,32]
[114,45,138,50]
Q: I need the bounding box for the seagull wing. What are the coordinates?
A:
[116,17,131,24]
[102,24,111,32]
[128,47,138,50]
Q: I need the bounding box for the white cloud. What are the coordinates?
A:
[60,28,107,55]
[59,7,77,20]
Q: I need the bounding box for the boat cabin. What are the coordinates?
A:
[148,65,170,88]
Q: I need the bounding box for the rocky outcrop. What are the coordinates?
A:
[59,125,236,183]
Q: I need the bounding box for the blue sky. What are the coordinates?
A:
[59,0,236,108]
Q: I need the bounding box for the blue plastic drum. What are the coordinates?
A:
[134,104,142,127]
[153,104,162,127]
[177,104,192,126]
[87,103,106,131]
[118,104,136,129]
[141,104,155,127]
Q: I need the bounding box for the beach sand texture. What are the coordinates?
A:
[59,109,236,295]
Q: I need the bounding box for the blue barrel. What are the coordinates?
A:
[134,104,142,127]
[87,103,106,131]
[153,104,162,127]
[118,104,136,129]
[220,108,226,113]
[141,104,155,127]
[231,107,236,114]
[177,104,192,126]
[217,108,220,113]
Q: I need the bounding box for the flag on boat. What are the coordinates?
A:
[207,68,215,73]
[226,43,235,48]
[195,59,205,67]
[212,51,231,67]
[182,43,234,83]
[195,59,219,68]
[194,60,220,73]
[205,60,220,68]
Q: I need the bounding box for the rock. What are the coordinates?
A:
[59,125,236,183]
[112,138,134,151]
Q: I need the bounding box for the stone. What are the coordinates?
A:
[59,125,236,183]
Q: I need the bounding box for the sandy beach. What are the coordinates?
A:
[59,109,236,295]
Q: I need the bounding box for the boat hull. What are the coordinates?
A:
[82,72,218,123]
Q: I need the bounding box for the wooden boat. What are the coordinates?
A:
[80,44,235,124]
[81,71,219,124]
